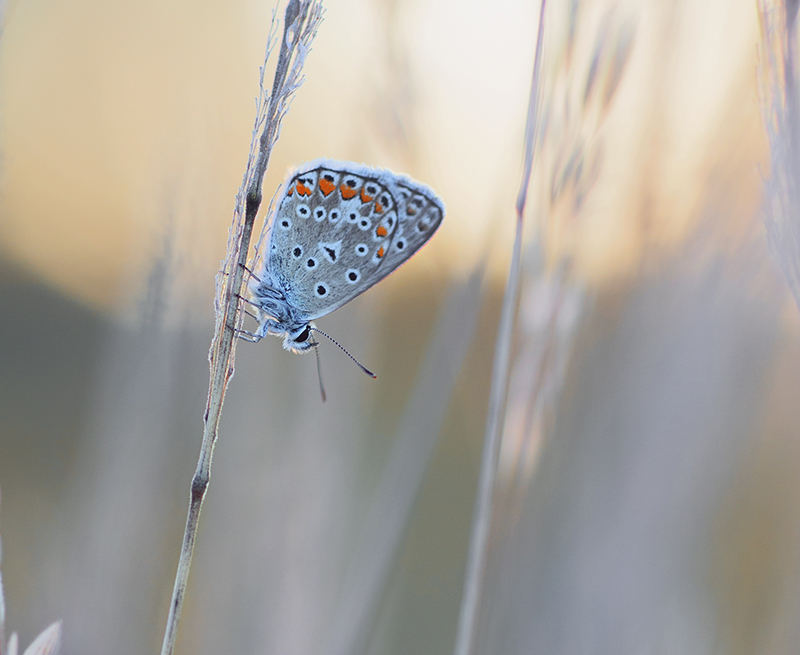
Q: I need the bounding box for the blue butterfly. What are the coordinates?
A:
[247,159,445,358]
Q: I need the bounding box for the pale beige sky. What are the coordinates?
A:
[0,0,766,311]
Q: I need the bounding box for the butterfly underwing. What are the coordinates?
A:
[249,159,445,353]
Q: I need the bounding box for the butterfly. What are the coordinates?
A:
[246,159,445,357]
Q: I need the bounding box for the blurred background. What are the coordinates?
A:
[2,0,799,653]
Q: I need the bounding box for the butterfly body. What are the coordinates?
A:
[250,159,445,353]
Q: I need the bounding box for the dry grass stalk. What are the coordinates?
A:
[497,3,632,520]
[452,2,547,655]
[159,2,324,654]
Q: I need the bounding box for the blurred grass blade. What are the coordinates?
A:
[759,0,800,310]
[0,486,4,655]
[20,623,61,655]
[329,269,484,655]
[453,2,547,655]
[0,492,62,655]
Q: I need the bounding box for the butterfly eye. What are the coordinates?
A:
[295,326,310,343]
[347,211,359,223]
[396,239,405,250]
[355,244,368,257]
[314,283,328,298]
[329,210,340,222]
[358,218,371,231]
[314,207,326,222]
[292,245,303,258]
[296,204,310,218]
[346,269,360,284]
[306,257,317,269]
[279,218,292,230]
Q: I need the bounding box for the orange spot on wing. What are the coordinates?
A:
[360,188,374,203]
[374,202,384,213]
[297,182,312,196]
[319,179,335,196]
[341,185,357,199]
[377,246,385,258]
[376,225,388,237]
[407,206,416,215]
[287,185,294,196]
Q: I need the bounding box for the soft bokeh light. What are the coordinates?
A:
[0,0,541,312]
[1,0,765,310]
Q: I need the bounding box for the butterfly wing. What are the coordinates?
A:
[265,159,445,321]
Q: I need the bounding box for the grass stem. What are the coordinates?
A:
[452,3,546,654]
[159,3,323,654]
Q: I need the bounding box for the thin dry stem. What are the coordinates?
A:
[452,3,547,655]
[159,3,324,655]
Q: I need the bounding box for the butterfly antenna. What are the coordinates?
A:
[310,327,377,379]
[312,341,327,402]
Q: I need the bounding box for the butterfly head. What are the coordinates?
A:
[252,313,316,353]
[283,323,316,354]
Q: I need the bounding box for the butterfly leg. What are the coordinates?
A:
[239,262,262,283]
[235,293,263,311]
[217,264,262,283]
[236,328,262,343]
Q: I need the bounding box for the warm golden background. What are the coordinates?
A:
[2,0,798,654]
